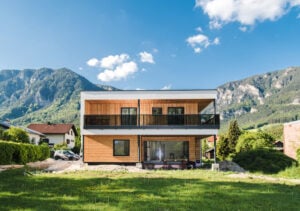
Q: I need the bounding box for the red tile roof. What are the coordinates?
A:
[27,123,78,136]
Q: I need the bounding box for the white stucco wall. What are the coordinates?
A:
[46,129,76,149]
[29,134,41,145]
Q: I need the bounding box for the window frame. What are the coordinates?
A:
[152,107,162,115]
[113,140,130,156]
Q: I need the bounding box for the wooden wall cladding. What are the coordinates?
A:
[84,135,138,163]
[85,99,213,115]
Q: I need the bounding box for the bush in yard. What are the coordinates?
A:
[54,143,68,150]
[236,131,275,153]
[232,148,297,174]
[3,127,30,143]
[0,140,50,164]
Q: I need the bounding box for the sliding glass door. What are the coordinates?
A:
[144,141,189,162]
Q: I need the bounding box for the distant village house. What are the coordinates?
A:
[27,123,78,148]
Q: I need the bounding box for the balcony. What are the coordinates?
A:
[84,114,220,129]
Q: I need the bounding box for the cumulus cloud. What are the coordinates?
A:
[139,51,155,64]
[195,0,300,28]
[186,30,220,53]
[86,58,100,67]
[161,84,172,90]
[98,61,138,82]
[87,54,139,82]
[100,54,130,69]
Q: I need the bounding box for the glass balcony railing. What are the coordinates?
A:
[84,114,220,129]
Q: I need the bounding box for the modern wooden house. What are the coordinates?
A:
[81,90,220,169]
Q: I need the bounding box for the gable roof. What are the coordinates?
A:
[27,123,78,136]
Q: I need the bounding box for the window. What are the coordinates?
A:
[121,107,137,125]
[168,107,184,125]
[144,141,189,161]
[152,107,162,115]
[113,140,130,156]
[66,139,70,144]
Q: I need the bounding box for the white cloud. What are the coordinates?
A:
[196,26,203,32]
[100,54,130,69]
[86,58,100,67]
[161,84,172,90]
[213,37,220,45]
[195,0,300,28]
[139,51,155,64]
[153,48,159,53]
[97,61,138,82]
[194,48,202,53]
[136,88,145,90]
[186,31,220,53]
[239,26,248,32]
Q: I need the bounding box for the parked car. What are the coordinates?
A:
[54,150,80,160]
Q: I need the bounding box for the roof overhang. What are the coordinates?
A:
[81,90,217,100]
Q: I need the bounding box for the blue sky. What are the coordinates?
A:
[1,0,300,90]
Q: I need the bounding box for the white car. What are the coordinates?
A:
[54,150,80,160]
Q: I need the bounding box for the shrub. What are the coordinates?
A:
[233,149,297,174]
[3,127,30,143]
[54,143,68,150]
[236,131,274,153]
[0,140,50,164]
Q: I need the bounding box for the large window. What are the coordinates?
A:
[113,140,130,156]
[144,141,189,161]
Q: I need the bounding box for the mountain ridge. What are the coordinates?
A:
[0,66,299,129]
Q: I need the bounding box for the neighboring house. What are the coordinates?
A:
[81,90,220,168]
[284,120,300,159]
[24,128,46,145]
[27,123,78,148]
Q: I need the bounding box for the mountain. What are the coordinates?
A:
[1,66,299,130]
[217,66,300,131]
[0,68,111,126]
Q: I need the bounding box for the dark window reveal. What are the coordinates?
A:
[113,140,130,156]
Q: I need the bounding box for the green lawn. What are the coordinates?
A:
[0,169,299,210]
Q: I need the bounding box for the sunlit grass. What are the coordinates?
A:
[0,169,299,210]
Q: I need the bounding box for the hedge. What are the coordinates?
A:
[233,148,297,174]
[0,140,50,165]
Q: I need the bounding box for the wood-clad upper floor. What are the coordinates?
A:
[84,99,214,115]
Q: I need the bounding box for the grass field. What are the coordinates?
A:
[0,168,299,210]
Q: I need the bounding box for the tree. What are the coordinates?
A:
[201,139,210,157]
[235,131,275,153]
[3,127,30,143]
[227,120,241,153]
[217,135,230,160]
[0,128,4,140]
[72,127,81,154]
